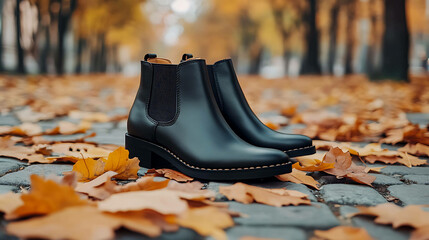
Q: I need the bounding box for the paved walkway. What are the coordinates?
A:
[0,111,428,240]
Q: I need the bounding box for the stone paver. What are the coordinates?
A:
[220,226,307,240]
[388,185,429,205]
[340,206,410,240]
[370,174,403,185]
[230,202,339,229]
[380,165,429,175]
[0,164,72,186]
[0,158,24,176]
[0,185,17,194]
[403,175,429,184]
[0,114,19,126]
[87,129,125,145]
[320,184,387,205]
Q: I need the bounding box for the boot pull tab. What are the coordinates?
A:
[144,53,157,61]
[181,54,193,62]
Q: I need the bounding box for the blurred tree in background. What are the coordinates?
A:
[0,0,426,82]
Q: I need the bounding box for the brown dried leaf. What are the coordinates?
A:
[98,189,189,215]
[0,123,42,136]
[354,203,429,229]
[146,168,194,182]
[7,206,163,240]
[323,147,376,186]
[219,182,310,207]
[103,147,139,180]
[313,226,373,240]
[45,121,91,135]
[178,206,234,240]
[276,169,320,189]
[6,175,89,220]
[398,143,429,157]
[0,192,23,214]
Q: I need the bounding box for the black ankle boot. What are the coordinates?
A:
[203,58,315,157]
[126,54,291,180]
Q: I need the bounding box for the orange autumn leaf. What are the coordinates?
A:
[398,143,429,157]
[72,157,106,182]
[292,160,334,172]
[0,192,23,215]
[264,122,280,130]
[323,147,376,186]
[411,226,429,240]
[219,182,310,207]
[313,226,373,240]
[74,171,119,200]
[7,206,164,240]
[103,146,139,180]
[146,168,194,182]
[0,123,43,136]
[178,206,234,240]
[6,175,88,220]
[276,168,320,189]
[97,189,189,215]
[119,176,170,192]
[45,121,91,135]
[354,203,429,229]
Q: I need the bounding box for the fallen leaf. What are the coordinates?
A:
[0,138,52,164]
[7,206,163,240]
[240,237,283,240]
[364,166,385,173]
[103,147,139,180]
[72,157,106,182]
[146,168,193,182]
[51,143,111,159]
[0,123,42,136]
[75,171,118,199]
[276,168,320,189]
[354,203,429,229]
[97,189,189,215]
[292,160,334,172]
[45,121,91,135]
[263,121,280,130]
[411,226,429,240]
[178,206,234,240]
[6,175,88,220]
[398,143,429,157]
[0,192,23,214]
[119,176,170,192]
[323,147,376,186]
[219,182,310,207]
[69,110,111,122]
[313,226,373,240]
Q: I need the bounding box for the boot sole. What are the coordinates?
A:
[125,133,292,181]
[285,145,316,158]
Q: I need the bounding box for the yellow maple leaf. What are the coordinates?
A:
[103,147,139,180]
[72,157,106,181]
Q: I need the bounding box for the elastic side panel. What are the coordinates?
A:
[148,64,177,122]
[206,65,223,111]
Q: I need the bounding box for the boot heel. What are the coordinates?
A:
[125,134,174,169]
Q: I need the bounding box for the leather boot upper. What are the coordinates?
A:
[128,59,289,169]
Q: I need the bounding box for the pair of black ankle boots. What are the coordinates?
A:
[126,53,315,181]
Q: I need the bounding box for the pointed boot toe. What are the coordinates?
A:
[126,55,291,181]
[205,58,316,158]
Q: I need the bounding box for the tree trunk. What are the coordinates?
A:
[248,45,263,74]
[39,25,50,73]
[365,0,378,76]
[15,0,25,74]
[75,38,85,73]
[300,0,321,75]
[55,0,76,74]
[0,0,5,72]
[344,0,356,75]
[328,1,339,74]
[380,0,409,81]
